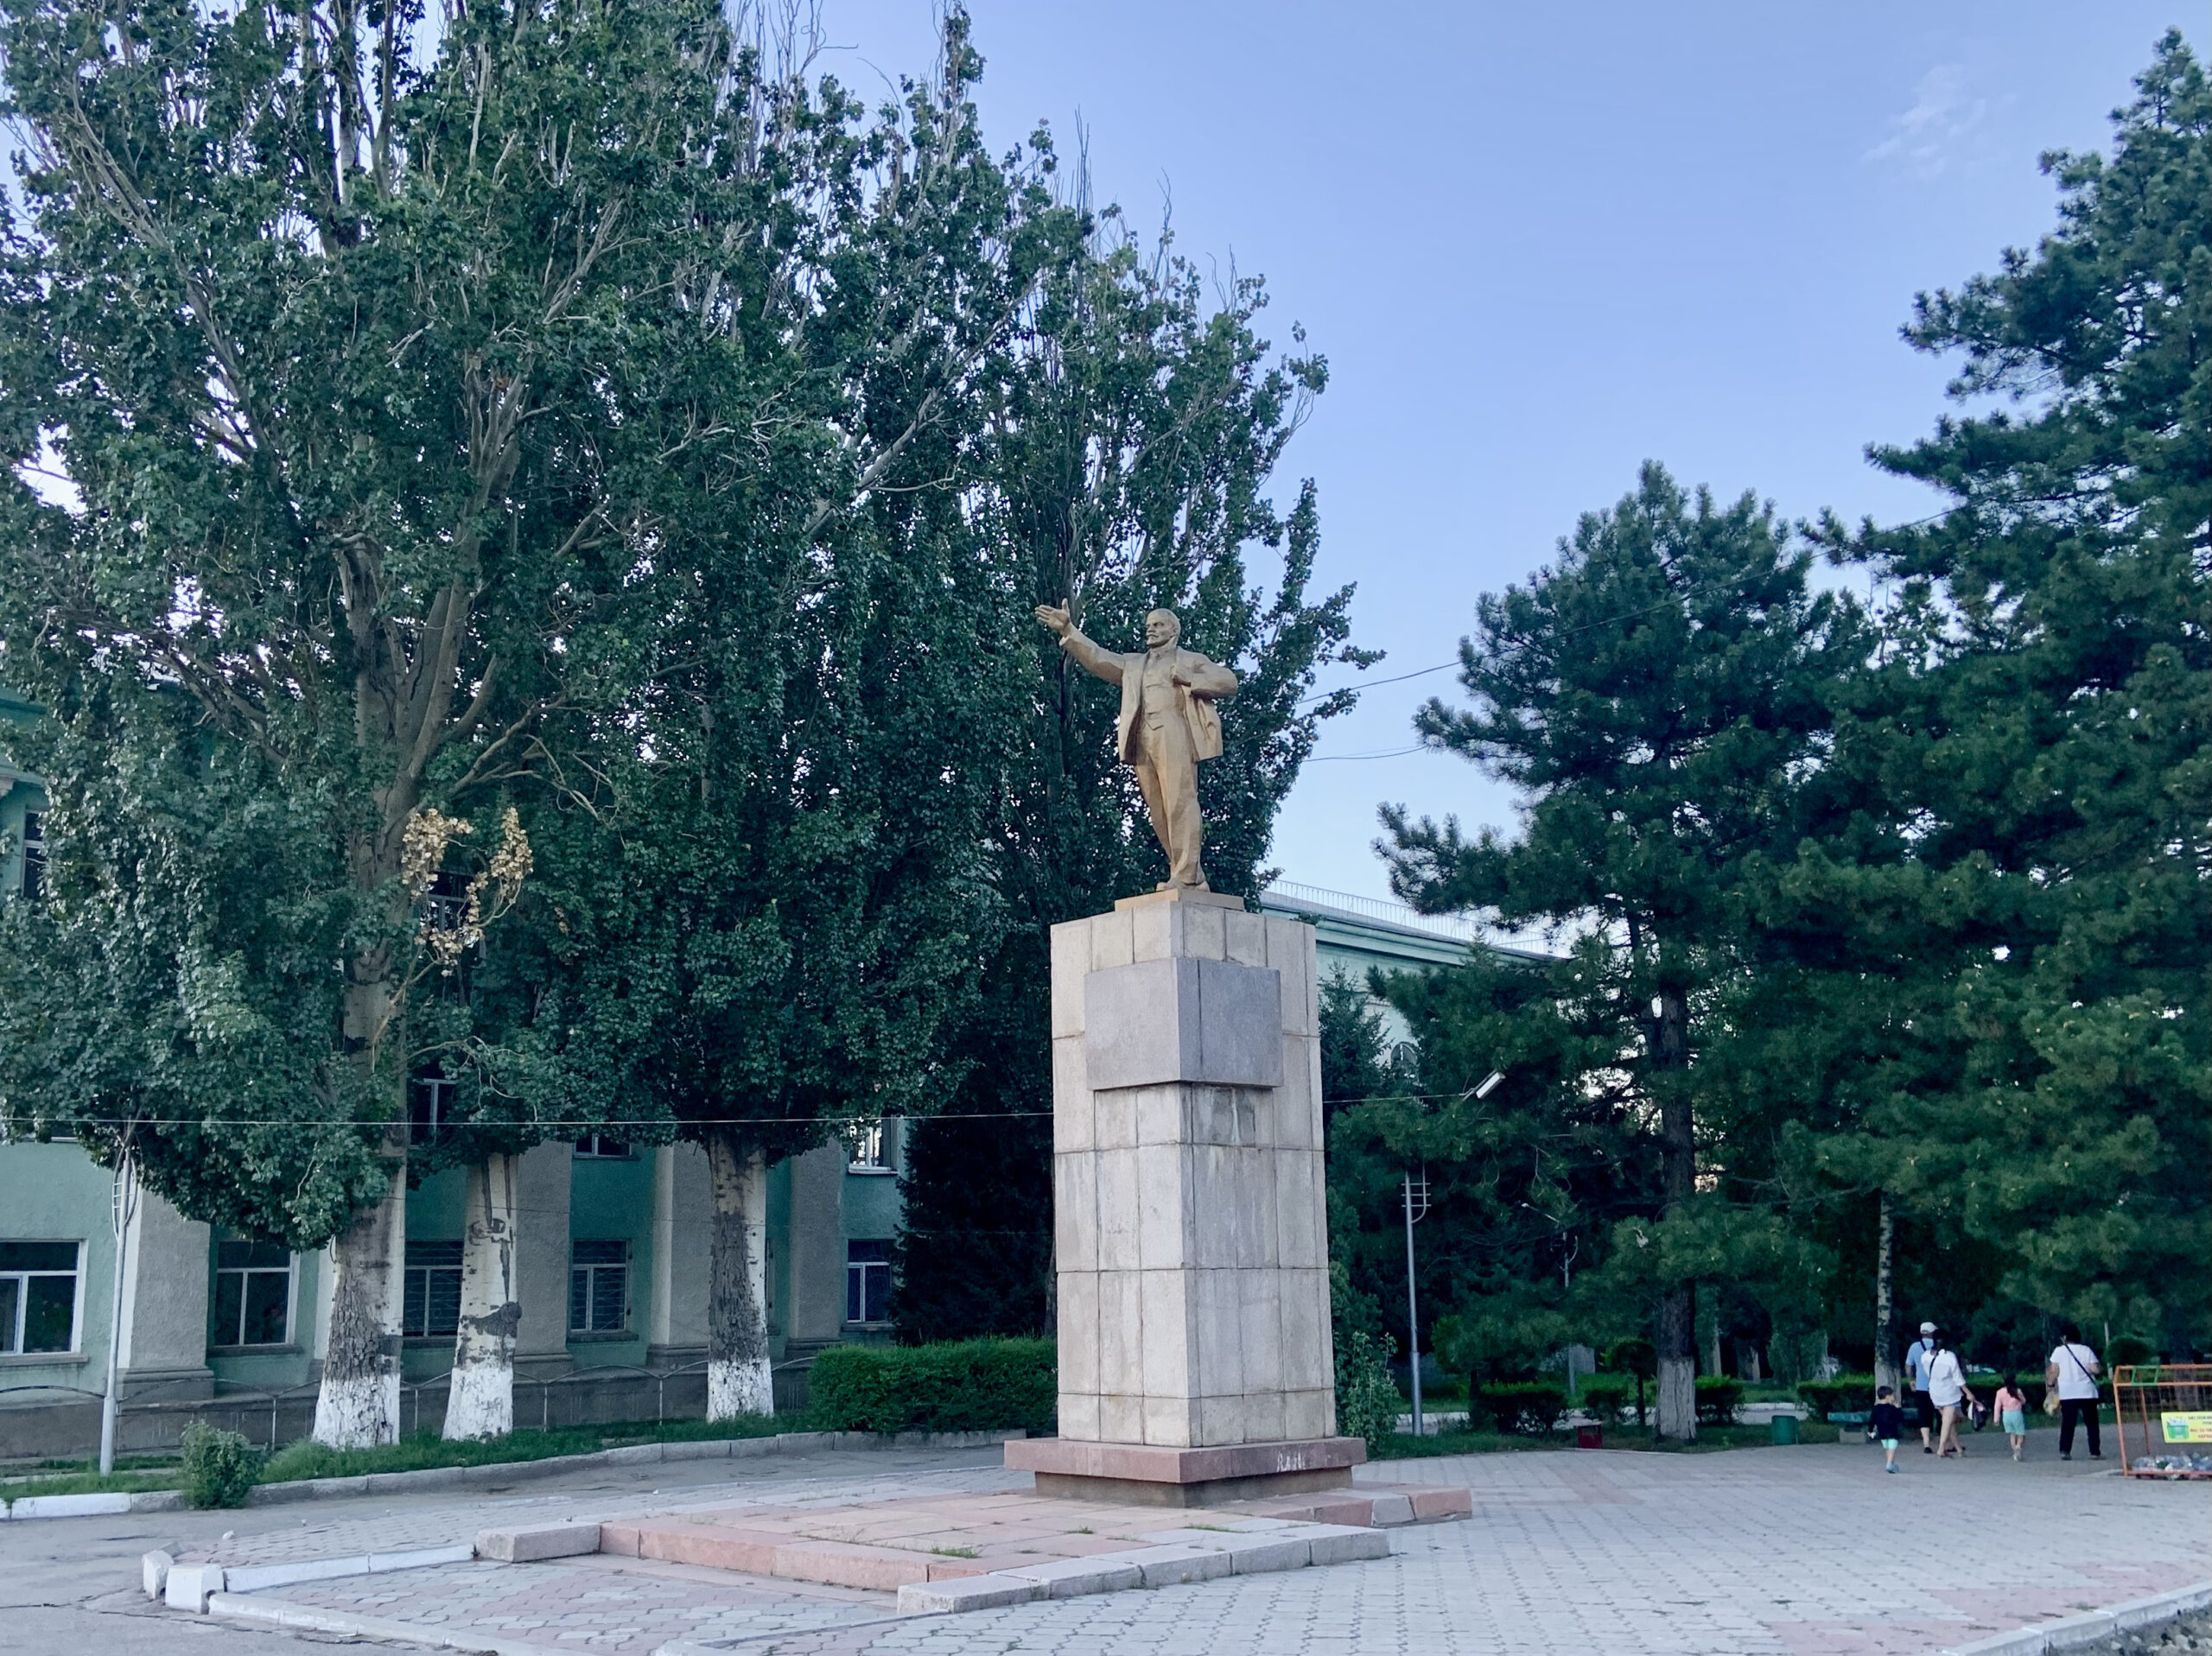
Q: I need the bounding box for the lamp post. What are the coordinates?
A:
[1400,1070,1503,1439]
[1402,1169,1430,1437]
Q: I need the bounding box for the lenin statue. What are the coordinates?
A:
[1035,603,1239,891]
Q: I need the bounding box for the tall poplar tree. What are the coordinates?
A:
[891,203,1371,1340]
[0,0,841,1443]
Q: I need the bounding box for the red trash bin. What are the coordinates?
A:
[1576,1425,1604,1450]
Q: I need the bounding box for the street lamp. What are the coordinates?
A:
[1402,1072,1503,1439]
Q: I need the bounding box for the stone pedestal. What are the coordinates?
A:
[1007,888,1361,1504]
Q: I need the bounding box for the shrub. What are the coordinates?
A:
[807,1337,1055,1434]
[1694,1377,1744,1426]
[1334,1328,1402,1450]
[2107,1336,2158,1369]
[1603,1338,1656,1425]
[1796,1374,1876,1420]
[179,1421,260,1508]
[1478,1381,1568,1436]
[1575,1375,1633,1424]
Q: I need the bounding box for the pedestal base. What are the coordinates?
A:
[1007,1435,1363,1507]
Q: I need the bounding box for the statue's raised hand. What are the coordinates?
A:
[1034,602,1072,638]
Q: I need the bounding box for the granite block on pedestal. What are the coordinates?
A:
[1024,887,1339,1503]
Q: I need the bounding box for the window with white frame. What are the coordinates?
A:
[569,1240,628,1334]
[17,810,44,900]
[846,1121,891,1174]
[845,1240,891,1325]
[0,1241,80,1355]
[409,1073,455,1146]
[574,1134,631,1158]
[401,1240,463,1338]
[212,1239,295,1348]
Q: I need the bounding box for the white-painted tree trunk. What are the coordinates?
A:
[705,1133,773,1420]
[313,1165,407,1448]
[444,1152,522,1441]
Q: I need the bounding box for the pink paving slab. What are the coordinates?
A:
[534,1480,1469,1596]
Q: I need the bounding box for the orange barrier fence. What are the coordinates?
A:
[2111,1363,2212,1478]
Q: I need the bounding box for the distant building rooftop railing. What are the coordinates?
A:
[1261,881,1480,942]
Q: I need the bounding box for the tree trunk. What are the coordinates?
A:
[705,1130,773,1419]
[1656,1284,1697,1442]
[313,1147,407,1448]
[1651,985,1698,1443]
[445,1152,522,1441]
[1872,1192,1898,1398]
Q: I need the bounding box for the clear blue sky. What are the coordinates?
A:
[821,1,2202,908]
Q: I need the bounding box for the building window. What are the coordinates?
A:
[402,1240,464,1339]
[846,1122,891,1174]
[410,1073,456,1146]
[569,1240,628,1334]
[845,1240,891,1325]
[574,1134,631,1159]
[213,1240,294,1348]
[0,1241,80,1354]
[417,868,468,936]
[18,810,44,900]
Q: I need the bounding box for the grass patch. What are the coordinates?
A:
[0,1467,186,1506]
[1370,1418,1844,1458]
[262,1412,785,1484]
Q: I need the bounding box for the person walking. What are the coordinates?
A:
[1926,1330,1978,1457]
[1904,1322,1939,1455]
[2047,1325,2104,1461]
[1870,1386,1909,1474]
[1993,1374,2030,1462]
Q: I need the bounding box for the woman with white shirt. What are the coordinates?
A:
[1925,1329,1979,1457]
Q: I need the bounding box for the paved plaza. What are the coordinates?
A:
[2,1438,2204,1655]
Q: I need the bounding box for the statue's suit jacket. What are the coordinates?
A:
[1058,628,1238,765]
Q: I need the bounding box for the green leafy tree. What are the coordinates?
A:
[1383,465,1867,1437]
[892,194,1372,1339]
[0,0,752,1443]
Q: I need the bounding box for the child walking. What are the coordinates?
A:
[1871,1386,1908,1474]
[1993,1374,2030,1461]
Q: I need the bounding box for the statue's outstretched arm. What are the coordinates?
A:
[1036,603,1124,684]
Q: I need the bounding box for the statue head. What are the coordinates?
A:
[1144,608,1181,650]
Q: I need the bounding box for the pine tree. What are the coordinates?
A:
[1799,31,2210,1355]
[1384,464,1866,1437]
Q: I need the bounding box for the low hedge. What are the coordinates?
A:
[1478,1381,1569,1436]
[808,1336,1056,1435]
[1576,1375,1633,1424]
[1695,1377,1744,1426]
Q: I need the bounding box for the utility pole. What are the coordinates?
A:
[1402,1169,1430,1437]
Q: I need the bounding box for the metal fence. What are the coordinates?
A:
[2112,1364,2212,1477]
[1,1355,816,1464]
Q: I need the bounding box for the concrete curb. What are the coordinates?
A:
[1938,1582,2211,1656]
[152,1543,478,1609]
[16,1426,1024,1525]
[209,1591,582,1656]
[893,1521,1394,1615]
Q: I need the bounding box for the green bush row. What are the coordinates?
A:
[806,1337,1057,1434]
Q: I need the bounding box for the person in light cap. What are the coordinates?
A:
[1904,1322,1940,1454]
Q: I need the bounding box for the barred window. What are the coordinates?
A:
[569,1240,628,1334]
[402,1240,464,1338]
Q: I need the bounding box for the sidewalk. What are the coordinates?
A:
[175,1439,2208,1655]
